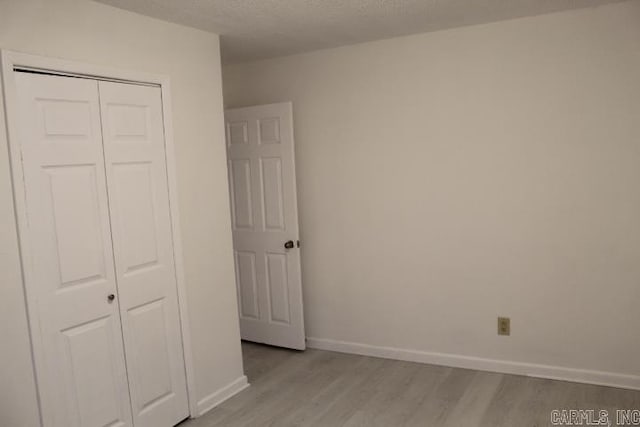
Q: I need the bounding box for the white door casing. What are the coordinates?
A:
[14,72,134,427]
[225,102,305,350]
[4,51,197,426]
[9,67,192,427]
[98,81,189,427]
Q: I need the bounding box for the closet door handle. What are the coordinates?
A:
[107,294,115,303]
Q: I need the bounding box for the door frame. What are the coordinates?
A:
[0,49,198,424]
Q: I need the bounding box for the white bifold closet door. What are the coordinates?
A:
[98,81,189,427]
[14,72,188,427]
[15,71,134,427]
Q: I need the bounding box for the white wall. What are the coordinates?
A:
[0,1,243,425]
[223,1,640,387]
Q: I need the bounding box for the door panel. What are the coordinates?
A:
[128,299,173,411]
[265,252,290,324]
[112,162,159,272]
[225,102,305,350]
[14,73,133,427]
[61,316,125,427]
[229,159,254,230]
[99,81,189,427]
[235,251,260,319]
[46,164,106,287]
[258,117,280,144]
[260,157,285,231]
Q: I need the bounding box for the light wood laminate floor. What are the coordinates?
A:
[183,341,640,427]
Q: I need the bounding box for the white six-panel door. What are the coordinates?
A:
[99,81,189,427]
[225,102,305,350]
[15,73,134,427]
[13,72,188,427]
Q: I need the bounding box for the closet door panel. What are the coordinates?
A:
[14,72,133,427]
[99,81,189,427]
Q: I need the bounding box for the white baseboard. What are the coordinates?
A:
[306,337,640,391]
[196,375,250,417]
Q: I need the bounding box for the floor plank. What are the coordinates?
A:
[182,341,640,427]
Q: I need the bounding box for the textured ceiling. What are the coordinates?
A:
[94,0,627,63]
